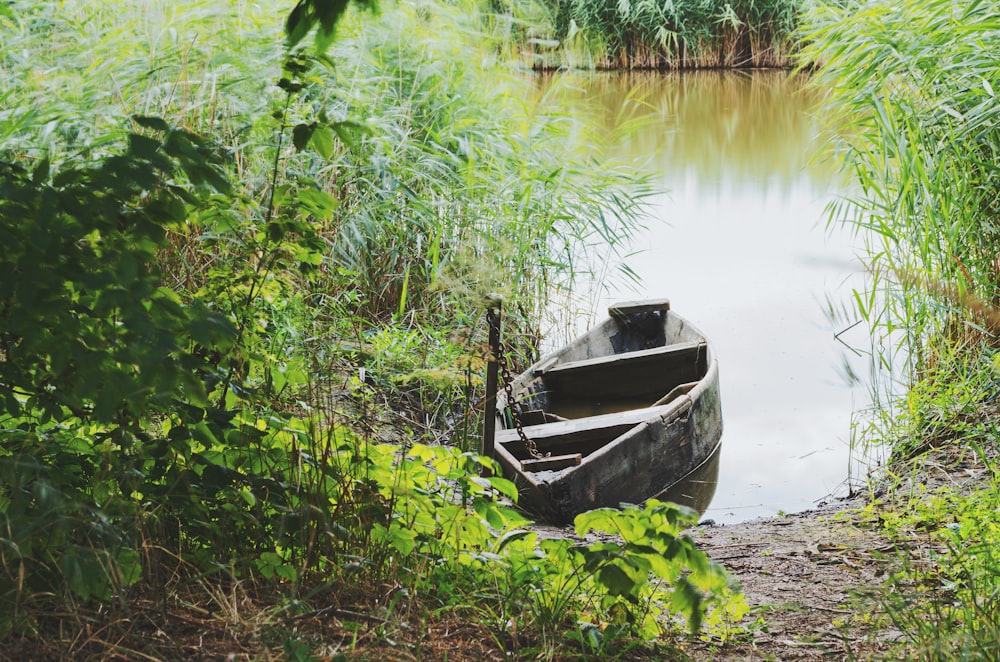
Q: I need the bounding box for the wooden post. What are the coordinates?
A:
[482,303,501,476]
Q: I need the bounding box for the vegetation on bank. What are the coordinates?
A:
[5,0,998,656]
[491,0,801,69]
[802,0,1000,657]
[0,0,750,658]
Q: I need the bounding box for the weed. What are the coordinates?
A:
[0,1,741,657]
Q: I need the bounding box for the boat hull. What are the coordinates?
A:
[493,299,723,524]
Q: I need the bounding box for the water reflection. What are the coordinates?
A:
[567,70,838,190]
[655,445,721,515]
[540,71,869,523]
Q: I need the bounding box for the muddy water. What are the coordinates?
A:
[543,71,869,523]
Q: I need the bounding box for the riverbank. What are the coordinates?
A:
[686,439,997,660]
[0,439,991,660]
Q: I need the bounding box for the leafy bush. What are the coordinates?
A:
[0,0,741,656]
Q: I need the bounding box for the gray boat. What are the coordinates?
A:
[493,298,723,524]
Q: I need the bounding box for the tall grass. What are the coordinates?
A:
[0,1,747,657]
[801,0,1000,656]
[801,0,1000,403]
[490,0,800,69]
[0,0,282,160]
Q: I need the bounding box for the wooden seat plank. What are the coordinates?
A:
[608,298,671,317]
[495,398,690,446]
[521,453,582,472]
[540,341,706,399]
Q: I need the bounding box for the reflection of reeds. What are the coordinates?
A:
[503,0,799,70]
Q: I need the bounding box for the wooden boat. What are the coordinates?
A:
[493,298,722,524]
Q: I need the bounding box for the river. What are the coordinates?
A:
[541,70,872,523]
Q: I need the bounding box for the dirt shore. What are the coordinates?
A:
[683,443,991,660]
[685,499,897,660]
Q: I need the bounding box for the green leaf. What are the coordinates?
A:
[292,123,314,152]
[62,548,110,601]
[3,390,21,418]
[574,507,617,537]
[31,157,50,184]
[495,528,532,552]
[128,133,163,160]
[115,548,143,587]
[285,2,309,48]
[310,125,334,158]
[672,576,704,633]
[133,115,170,132]
[596,563,636,597]
[483,504,505,529]
[296,187,338,220]
[116,252,138,285]
[330,119,369,148]
[189,311,237,348]
[486,475,519,501]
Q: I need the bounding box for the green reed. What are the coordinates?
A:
[489,0,800,69]
[801,0,1000,397]
[801,0,1000,656]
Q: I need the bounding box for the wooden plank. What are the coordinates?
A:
[496,422,636,456]
[496,405,664,445]
[520,453,582,472]
[609,298,670,317]
[495,399,691,456]
[545,340,701,375]
[540,341,706,399]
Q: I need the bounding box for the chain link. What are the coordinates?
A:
[488,309,543,460]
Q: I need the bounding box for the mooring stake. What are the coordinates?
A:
[482,298,502,477]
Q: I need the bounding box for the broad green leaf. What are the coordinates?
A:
[495,529,533,552]
[133,116,170,132]
[292,123,315,152]
[596,564,636,597]
[310,125,334,158]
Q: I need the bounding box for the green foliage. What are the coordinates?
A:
[802,0,1000,382]
[0,426,142,631]
[0,122,235,425]
[286,0,378,53]
[802,1,1000,656]
[0,0,739,656]
[485,499,741,655]
[490,0,800,68]
[573,501,734,634]
[853,452,1000,659]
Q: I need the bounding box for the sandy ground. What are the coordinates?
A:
[685,500,900,660]
[683,444,993,660]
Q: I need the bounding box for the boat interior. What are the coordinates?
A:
[496,300,709,470]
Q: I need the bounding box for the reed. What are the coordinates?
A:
[492,0,800,70]
[802,0,1000,656]
[801,0,1000,386]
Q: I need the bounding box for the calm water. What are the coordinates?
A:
[543,71,870,523]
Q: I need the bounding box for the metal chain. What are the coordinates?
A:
[488,310,544,460]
